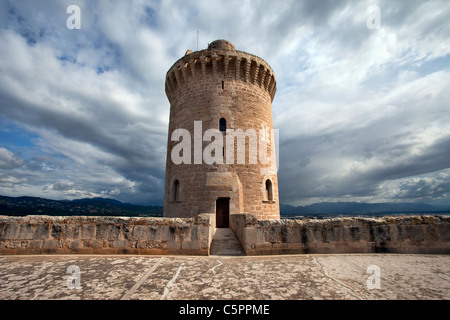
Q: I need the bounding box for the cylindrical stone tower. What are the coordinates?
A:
[164,39,279,223]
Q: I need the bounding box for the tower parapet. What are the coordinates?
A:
[165,40,277,104]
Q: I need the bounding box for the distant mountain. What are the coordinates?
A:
[280,202,450,217]
[70,197,136,207]
[0,195,163,217]
[2,195,449,218]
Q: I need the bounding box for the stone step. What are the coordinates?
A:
[210,228,244,256]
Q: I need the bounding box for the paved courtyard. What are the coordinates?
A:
[0,253,448,300]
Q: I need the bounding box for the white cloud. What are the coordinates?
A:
[0,147,23,169]
[0,0,449,207]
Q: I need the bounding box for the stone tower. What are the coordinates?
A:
[163,39,279,224]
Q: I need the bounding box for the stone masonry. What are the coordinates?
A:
[0,214,215,255]
[163,39,280,220]
[231,214,450,255]
[1,214,449,256]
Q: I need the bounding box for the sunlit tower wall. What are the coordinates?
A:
[163,39,279,223]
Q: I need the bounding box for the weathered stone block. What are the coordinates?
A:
[306,226,323,242]
[438,224,450,242]
[181,241,200,250]
[96,224,121,240]
[123,225,134,241]
[16,224,49,240]
[404,225,425,241]
[343,225,368,242]
[42,240,59,249]
[165,240,180,250]
[264,226,281,243]
[176,226,191,242]
[161,226,176,242]
[244,227,264,248]
[133,225,161,241]
[51,224,62,239]
[33,224,50,240]
[81,224,96,239]
[92,239,104,249]
[63,224,80,239]
[386,224,399,242]
[113,240,129,249]
[285,227,301,243]
[198,238,210,249]
[323,225,341,243]
[190,226,199,241]
[372,225,392,243]
[196,225,209,241]
[422,225,438,242]
[300,226,308,247]
[0,223,18,239]
[29,240,42,248]
[17,224,35,239]
[69,240,83,249]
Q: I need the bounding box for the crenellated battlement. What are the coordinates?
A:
[165,47,277,103]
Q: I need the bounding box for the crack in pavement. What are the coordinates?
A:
[312,257,364,300]
[160,263,184,300]
[120,257,164,300]
[210,260,223,274]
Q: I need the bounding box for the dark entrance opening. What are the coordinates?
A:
[216,198,230,228]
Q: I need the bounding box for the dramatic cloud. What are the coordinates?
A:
[0,0,449,206]
[0,147,23,169]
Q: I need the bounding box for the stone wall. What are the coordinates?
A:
[230,214,450,255]
[2,213,448,256]
[0,214,215,255]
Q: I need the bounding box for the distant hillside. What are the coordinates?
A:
[2,195,449,218]
[0,195,163,217]
[280,202,450,217]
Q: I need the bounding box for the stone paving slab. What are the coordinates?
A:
[0,254,448,300]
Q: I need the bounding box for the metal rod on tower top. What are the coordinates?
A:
[197,29,199,51]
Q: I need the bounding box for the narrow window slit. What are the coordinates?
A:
[219,118,226,132]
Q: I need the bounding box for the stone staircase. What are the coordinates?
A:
[210,228,244,256]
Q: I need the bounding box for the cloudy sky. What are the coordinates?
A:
[0,0,449,206]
